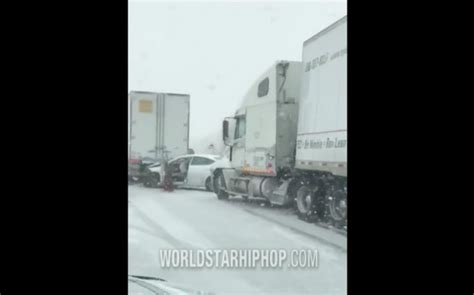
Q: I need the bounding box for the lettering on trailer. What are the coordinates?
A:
[297,137,347,150]
[304,47,346,73]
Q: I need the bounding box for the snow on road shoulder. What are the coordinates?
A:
[129,186,216,249]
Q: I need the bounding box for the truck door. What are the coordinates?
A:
[162,94,190,159]
[130,93,158,160]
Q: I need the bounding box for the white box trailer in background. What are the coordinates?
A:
[128,91,190,162]
[213,16,347,229]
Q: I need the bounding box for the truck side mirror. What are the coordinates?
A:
[223,117,236,146]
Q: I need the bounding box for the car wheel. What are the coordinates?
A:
[151,173,160,188]
[143,179,151,187]
[205,177,212,191]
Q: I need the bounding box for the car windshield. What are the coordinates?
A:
[129,2,347,295]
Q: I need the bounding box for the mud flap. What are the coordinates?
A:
[270,179,291,206]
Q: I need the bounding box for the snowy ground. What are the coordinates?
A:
[129,185,347,295]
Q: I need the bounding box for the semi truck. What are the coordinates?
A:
[211,16,347,228]
[128,91,190,181]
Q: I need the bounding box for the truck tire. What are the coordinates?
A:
[213,171,229,200]
[296,185,313,215]
[295,185,322,222]
[328,189,347,228]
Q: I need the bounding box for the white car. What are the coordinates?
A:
[143,154,230,191]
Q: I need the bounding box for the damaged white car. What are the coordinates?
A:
[143,154,230,191]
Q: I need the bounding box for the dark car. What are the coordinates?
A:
[128,158,159,184]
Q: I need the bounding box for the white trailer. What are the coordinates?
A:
[212,16,347,228]
[296,16,347,177]
[128,91,190,162]
[293,16,347,225]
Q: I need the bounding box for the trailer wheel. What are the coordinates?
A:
[296,185,326,222]
[328,189,347,226]
[213,171,229,200]
[296,185,313,216]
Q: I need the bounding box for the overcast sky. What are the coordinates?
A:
[129,1,346,151]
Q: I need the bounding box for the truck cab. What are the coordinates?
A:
[213,61,302,205]
[224,61,301,175]
[213,16,347,229]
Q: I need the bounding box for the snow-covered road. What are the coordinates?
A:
[128,185,346,295]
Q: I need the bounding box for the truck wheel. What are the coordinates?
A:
[295,185,321,222]
[213,171,229,200]
[205,177,212,191]
[328,189,347,227]
[296,185,313,215]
